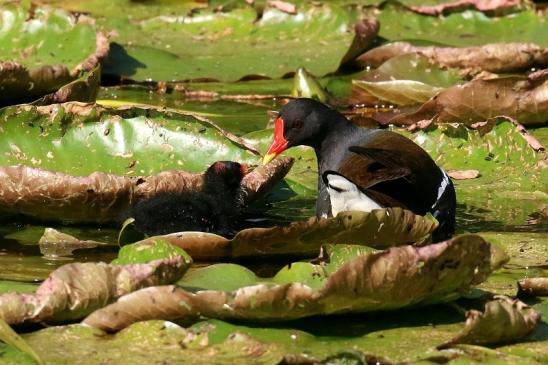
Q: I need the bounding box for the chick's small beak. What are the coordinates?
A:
[262,117,288,165]
[240,163,251,175]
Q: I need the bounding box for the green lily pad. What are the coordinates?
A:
[0,319,43,365]
[0,321,285,365]
[48,0,369,82]
[0,103,294,223]
[0,281,37,295]
[0,103,259,176]
[397,119,544,184]
[83,234,492,331]
[113,239,192,266]
[377,4,548,47]
[0,3,108,105]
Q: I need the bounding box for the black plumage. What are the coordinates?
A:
[128,161,247,236]
[263,98,456,241]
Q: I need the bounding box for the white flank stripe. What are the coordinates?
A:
[432,169,450,209]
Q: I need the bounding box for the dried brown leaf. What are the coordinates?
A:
[356,43,547,75]
[447,170,480,180]
[84,234,491,331]
[407,0,522,15]
[517,277,548,297]
[156,208,438,260]
[389,75,548,127]
[0,157,293,224]
[440,296,541,347]
[0,257,188,325]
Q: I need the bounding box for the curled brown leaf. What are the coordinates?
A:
[440,296,541,347]
[0,256,188,325]
[517,277,548,297]
[389,75,548,127]
[0,157,293,224]
[356,43,547,75]
[84,234,491,332]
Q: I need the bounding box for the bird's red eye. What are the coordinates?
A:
[293,119,303,129]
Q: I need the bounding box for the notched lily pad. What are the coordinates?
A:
[148,207,438,260]
[83,234,492,332]
[0,102,293,223]
[0,252,190,325]
[440,296,541,347]
[0,3,109,105]
[101,2,371,82]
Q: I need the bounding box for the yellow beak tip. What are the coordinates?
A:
[262,153,275,165]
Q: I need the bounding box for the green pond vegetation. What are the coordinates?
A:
[0,0,546,364]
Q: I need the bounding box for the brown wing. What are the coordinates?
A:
[339,131,444,214]
[338,148,411,190]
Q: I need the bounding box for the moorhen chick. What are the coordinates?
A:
[128,161,248,236]
[262,98,456,241]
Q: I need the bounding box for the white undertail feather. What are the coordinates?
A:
[432,169,450,209]
[325,174,382,216]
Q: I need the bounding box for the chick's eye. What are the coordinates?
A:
[293,119,303,129]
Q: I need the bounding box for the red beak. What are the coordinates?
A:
[262,117,288,165]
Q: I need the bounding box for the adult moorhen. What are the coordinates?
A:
[127,161,248,236]
[262,98,456,241]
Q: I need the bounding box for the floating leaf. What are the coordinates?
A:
[353,79,442,106]
[518,278,548,297]
[440,296,541,347]
[148,208,438,260]
[352,53,464,106]
[0,254,189,325]
[32,66,102,106]
[390,73,548,127]
[356,42,548,75]
[0,3,108,105]
[292,68,329,103]
[83,234,492,331]
[38,228,111,259]
[1,321,285,365]
[0,319,43,365]
[113,239,192,266]
[54,0,373,82]
[405,0,523,15]
[378,5,548,47]
[0,103,292,223]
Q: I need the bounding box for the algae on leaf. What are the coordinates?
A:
[1,321,285,365]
